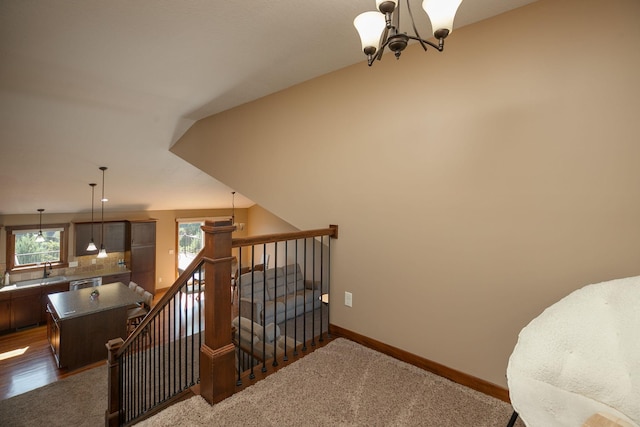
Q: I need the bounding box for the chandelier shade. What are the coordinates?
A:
[354,0,463,66]
[353,11,386,55]
[422,0,463,37]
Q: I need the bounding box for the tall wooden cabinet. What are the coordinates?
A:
[126,220,156,294]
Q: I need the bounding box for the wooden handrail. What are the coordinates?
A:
[232,224,338,247]
[114,249,206,358]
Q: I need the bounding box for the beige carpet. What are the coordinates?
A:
[0,338,523,427]
[0,364,106,427]
[139,338,523,427]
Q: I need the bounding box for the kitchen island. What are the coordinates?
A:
[47,282,142,370]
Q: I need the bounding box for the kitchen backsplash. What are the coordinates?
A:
[4,251,126,284]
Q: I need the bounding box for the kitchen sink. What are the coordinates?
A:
[13,276,69,287]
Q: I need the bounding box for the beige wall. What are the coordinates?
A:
[1,207,248,289]
[171,0,640,388]
[247,204,297,236]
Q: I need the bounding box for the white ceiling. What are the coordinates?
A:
[0,0,537,216]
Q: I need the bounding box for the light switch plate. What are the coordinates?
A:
[345,291,353,307]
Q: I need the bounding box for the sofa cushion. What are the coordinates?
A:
[239,271,267,302]
[262,300,286,325]
[232,316,280,343]
[282,264,305,292]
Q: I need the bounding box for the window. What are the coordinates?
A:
[6,223,69,272]
[177,220,205,271]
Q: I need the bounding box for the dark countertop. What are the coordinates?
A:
[47,282,141,320]
[0,267,131,294]
[0,268,131,292]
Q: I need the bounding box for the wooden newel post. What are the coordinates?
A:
[199,220,236,404]
[105,337,124,427]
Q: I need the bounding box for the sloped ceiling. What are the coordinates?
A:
[0,0,537,215]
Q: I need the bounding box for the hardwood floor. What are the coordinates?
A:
[0,289,169,401]
[0,325,103,401]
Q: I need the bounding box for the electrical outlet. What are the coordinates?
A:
[345,291,353,307]
[69,261,78,268]
[92,259,96,264]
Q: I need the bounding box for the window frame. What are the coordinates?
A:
[176,219,206,271]
[5,223,69,273]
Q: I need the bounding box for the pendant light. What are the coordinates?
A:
[231,191,236,225]
[230,191,244,231]
[35,208,45,243]
[97,167,108,258]
[86,183,98,251]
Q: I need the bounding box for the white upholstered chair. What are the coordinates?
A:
[507,276,640,427]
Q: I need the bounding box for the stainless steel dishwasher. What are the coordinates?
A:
[69,276,102,291]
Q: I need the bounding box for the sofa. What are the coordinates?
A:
[232,316,300,364]
[238,263,321,325]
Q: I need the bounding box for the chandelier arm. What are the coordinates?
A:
[405,35,443,51]
[405,0,426,52]
[373,26,392,63]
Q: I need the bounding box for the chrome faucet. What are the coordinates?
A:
[43,262,52,278]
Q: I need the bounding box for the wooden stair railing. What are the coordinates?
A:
[106,220,338,426]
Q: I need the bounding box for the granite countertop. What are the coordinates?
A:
[47,282,142,320]
[0,267,131,293]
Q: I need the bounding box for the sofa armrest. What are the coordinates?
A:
[239,298,263,323]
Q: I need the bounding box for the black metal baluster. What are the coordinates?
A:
[261,243,267,373]
[293,239,299,356]
[283,241,289,362]
[302,238,308,351]
[319,235,325,342]
[272,242,278,367]
[249,245,256,379]
[311,238,316,347]
[236,246,243,385]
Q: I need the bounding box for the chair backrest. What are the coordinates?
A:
[142,291,153,308]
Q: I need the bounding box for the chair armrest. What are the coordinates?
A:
[239,298,263,323]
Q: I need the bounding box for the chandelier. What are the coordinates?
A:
[354,0,463,66]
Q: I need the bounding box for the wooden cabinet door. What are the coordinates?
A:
[47,307,61,367]
[130,221,155,246]
[75,221,126,256]
[130,245,155,293]
[102,272,131,285]
[0,294,11,332]
[41,283,69,324]
[127,220,156,293]
[104,222,126,252]
[75,222,98,256]
[11,287,41,329]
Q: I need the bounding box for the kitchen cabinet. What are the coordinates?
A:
[47,283,141,369]
[40,282,70,324]
[0,293,11,332]
[126,220,156,294]
[102,271,131,285]
[11,287,41,329]
[75,221,126,256]
[47,304,60,362]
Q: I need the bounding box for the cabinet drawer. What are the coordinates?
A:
[102,272,131,285]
